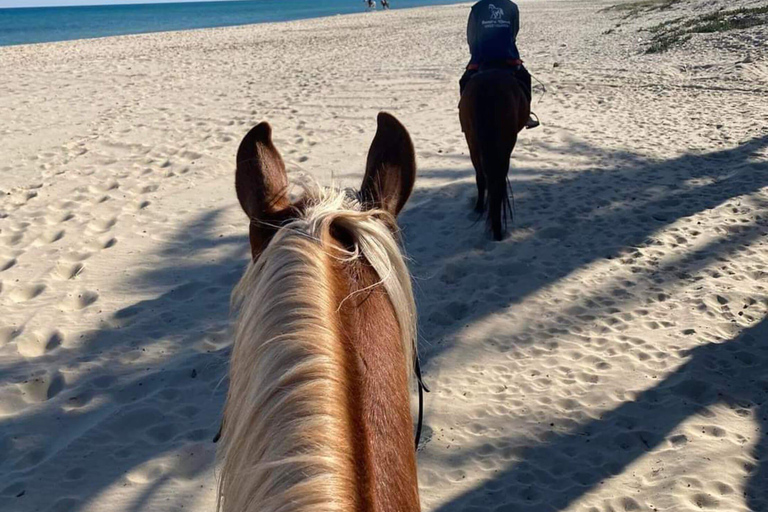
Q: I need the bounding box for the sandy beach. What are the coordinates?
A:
[1,0,767,511]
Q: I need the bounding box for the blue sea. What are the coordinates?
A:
[0,0,465,47]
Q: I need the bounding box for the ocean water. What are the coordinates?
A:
[0,0,466,47]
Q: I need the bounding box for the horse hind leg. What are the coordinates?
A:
[474,168,486,213]
[486,160,511,241]
[488,181,505,241]
[466,134,485,213]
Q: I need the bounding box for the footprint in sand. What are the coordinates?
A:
[146,423,179,443]
[42,229,66,244]
[87,216,117,233]
[16,329,63,357]
[54,261,85,280]
[168,281,202,301]
[86,236,117,251]
[0,258,16,272]
[9,284,46,303]
[90,374,116,389]
[617,497,642,511]
[61,290,99,310]
[108,407,163,436]
[50,498,81,512]
[689,493,719,509]
[87,181,119,194]
[126,460,166,484]
[708,481,735,496]
[64,467,87,481]
[62,389,96,410]
[3,232,25,247]
[17,371,65,403]
[0,325,21,345]
[51,212,75,224]
[1,481,26,498]
[61,250,91,262]
[169,443,215,480]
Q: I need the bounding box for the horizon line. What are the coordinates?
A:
[0,0,241,9]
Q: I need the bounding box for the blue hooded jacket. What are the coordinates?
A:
[467,0,521,65]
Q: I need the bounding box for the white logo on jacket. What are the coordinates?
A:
[488,4,504,19]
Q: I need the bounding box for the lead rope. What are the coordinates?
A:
[531,72,548,107]
[414,354,430,450]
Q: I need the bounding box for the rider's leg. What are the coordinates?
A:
[517,65,539,129]
[518,65,532,102]
[459,69,477,96]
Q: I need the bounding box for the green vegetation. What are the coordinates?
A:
[601,0,682,18]
[646,5,768,53]
[684,6,768,33]
[646,32,691,53]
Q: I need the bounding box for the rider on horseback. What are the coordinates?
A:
[460,0,539,129]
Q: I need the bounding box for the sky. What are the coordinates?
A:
[0,0,227,7]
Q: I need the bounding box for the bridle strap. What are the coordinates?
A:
[414,354,430,450]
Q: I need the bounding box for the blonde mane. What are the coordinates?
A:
[217,184,417,512]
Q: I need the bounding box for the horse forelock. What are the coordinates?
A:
[234,182,416,370]
[218,183,416,512]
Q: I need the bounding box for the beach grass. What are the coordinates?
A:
[646,5,768,52]
[601,0,682,18]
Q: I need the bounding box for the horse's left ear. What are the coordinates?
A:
[236,122,291,259]
[360,112,416,217]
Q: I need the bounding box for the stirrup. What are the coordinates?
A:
[525,112,540,130]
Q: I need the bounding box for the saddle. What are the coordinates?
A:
[467,59,531,103]
[467,58,523,71]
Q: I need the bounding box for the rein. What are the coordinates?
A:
[414,354,430,450]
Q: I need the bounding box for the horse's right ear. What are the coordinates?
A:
[236,122,290,259]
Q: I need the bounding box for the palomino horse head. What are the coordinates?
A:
[218,113,421,512]
[459,69,530,240]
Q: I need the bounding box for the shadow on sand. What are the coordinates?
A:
[0,133,765,510]
[402,134,767,511]
[0,209,247,511]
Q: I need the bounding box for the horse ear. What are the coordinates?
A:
[360,112,416,217]
[236,122,290,258]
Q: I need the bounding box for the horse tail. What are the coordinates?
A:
[474,101,514,241]
[483,150,513,241]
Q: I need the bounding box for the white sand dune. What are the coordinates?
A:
[1,1,767,511]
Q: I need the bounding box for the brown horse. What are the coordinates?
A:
[459,68,530,241]
[217,113,421,512]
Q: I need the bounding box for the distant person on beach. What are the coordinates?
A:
[381,0,390,9]
[460,0,539,129]
[365,0,376,10]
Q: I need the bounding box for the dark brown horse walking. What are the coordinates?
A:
[459,68,530,240]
